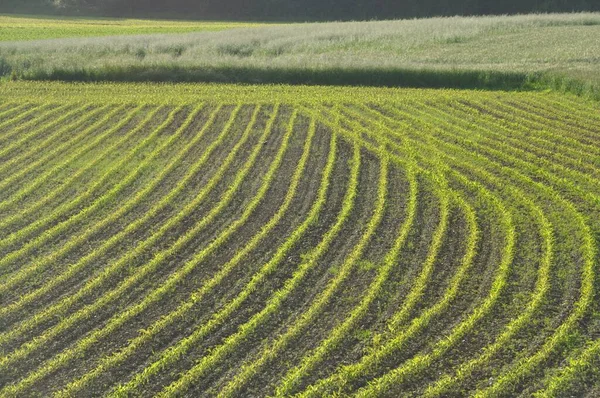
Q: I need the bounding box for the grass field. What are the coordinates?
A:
[0,15,264,42]
[0,81,599,397]
[0,13,599,98]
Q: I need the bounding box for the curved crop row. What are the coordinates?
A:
[0,87,598,396]
[63,113,333,397]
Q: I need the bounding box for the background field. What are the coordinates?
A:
[0,81,599,397]
[1,13,599,99]
[0,15,264,42]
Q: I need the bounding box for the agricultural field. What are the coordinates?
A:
[0,15,263,42]
[0,81,599,397]
[1,13,600,97]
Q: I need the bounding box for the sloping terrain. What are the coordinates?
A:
[1,13,599,97]
[0,83,598,397]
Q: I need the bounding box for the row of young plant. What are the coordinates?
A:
[0,104,295,396]
[0,105,86,197]
[0,103,60,147]
[0,104,139,217]
[0,101,19,114]
[0,104,149,278]
[339,103,541,396]
[440,97,595,173]
[361,101,560,396]
[389,91,600,206]
[0,102,31,124]
[423,105,597,398]
[441,110,594,397]
[104,111,331,396]
[388,97,600,210]
[424,98,600,210]
[0,105,128,234]
[458,96,600,165]
[154,140,369,398]
[0,106,192,346]
[502,95,600,142]
[293,103,516,396]
[212,139,401,398]
[218,100,508,398]
[0,105,139,238]
[2,91,597,394]
[0,105,177,319]
[203,103,456,397]
[65,115,336,397]
[0,103,93,175]
[0,105,103,170]
[360,100,595,396]
[300,98,568,396]
[268,106,456,398]
[410,89,600,397]
[0,104,211,308]
[0,104,236,364]
[506,92,600,393]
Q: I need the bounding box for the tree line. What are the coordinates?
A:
[4,0,600,20]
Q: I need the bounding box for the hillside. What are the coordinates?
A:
[0,81,599,397]
[1,13,600,99]
[1,11,599,398]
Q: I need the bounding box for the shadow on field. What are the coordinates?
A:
[12,65,599,100]
[20,65,538,91]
